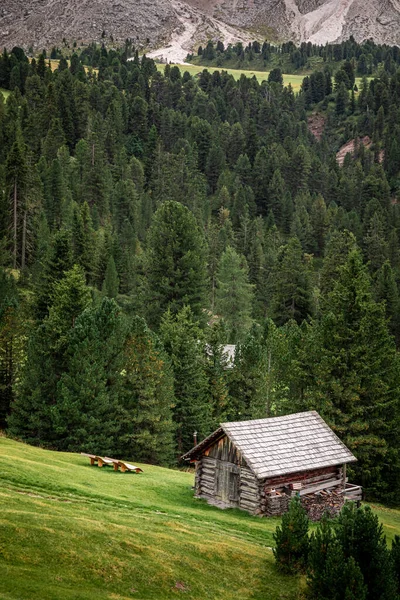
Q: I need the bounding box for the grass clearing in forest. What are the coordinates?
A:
[0,88,10,100]
[1,436,399,600]
[156,63,305,91]
[155,64,367,94]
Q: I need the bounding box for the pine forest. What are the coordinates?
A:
[1,38,400,505]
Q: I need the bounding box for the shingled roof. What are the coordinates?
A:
[182,411,357,479]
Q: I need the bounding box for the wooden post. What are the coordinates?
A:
[342,463,346,490]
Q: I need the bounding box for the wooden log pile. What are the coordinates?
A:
[260,491,290,516]
[301,489,344,521]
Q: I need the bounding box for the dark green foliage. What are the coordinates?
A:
[116,316,176,465]
[305,250,400,496]
[392,535,400,594]
[3,41,400,479]
[102,255,119,298]
[53,298,123,454]
[270,237,314,325]
[308,513,367,600]
[146,201,208,329]
[0,269,20,427]
[273,496,309,573]
[8,266,92,445]
[336,504,398,600]
[215,246,254,343]
[160,306,212,455]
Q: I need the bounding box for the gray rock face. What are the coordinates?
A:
[294,0,329,16]
[1,0,400,52]
[186,0,400,45]
[0,0,179,51]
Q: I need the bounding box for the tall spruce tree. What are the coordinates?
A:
[116,316,176,465]
[215,246,254,343]
[53,298,124,453]
[306,250,400,497]
[8,266,91,445]
[0,269,21,428]
[146,201,208,329]
[270,236,314,325]
[102,255,119,298]
[160,306,212,455]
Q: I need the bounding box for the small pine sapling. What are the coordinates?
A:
[273,495,309,573]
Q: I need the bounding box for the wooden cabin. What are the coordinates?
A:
[182,411,361,519]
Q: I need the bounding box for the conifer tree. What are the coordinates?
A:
[307,250,400,496]
[42,118,66,162]
[146,201,208,329]
[375,261,400,345]
[116,316,176,465]
[102,256,119,298]
[391,535,400,595]
[273,496,309,574]
[53,298,124,453]
[336,504,398,600]
[215,246,254,343]
[160,306,212,454]
[0,270,21,427]
[320,230,357,296]
[204,322,231,425]
[5,132,28,269]
[270,237,314,325]
[8,265,91,445]
[33,228,73,321]
[307,513,367,600]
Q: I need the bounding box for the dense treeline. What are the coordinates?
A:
[193,37,400,76]
[1,42,400,502]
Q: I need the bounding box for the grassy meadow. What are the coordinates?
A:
[0,436,303,600]
[155,63,305,91]
[155,63,367,94]
[1,436,400,600]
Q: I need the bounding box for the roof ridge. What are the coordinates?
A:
[184,411,357,479]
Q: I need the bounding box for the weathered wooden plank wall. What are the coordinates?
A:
[194,436,346,518]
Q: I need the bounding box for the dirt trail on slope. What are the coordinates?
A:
[147,0,250,65]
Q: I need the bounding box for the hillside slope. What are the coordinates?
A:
[185,0,400,45]
[0,436,302,600]
[1,436,400,599]
[0,0,180,52]
[1,0,400,55]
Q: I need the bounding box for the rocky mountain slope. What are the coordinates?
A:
[186,0,400,46]
[0,0,180,52]
[1,0,400,58]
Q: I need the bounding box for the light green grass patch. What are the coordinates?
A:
[156,63,305,91]
[0,437,303,600]
[156,64,369,95]
[1,437,399,599]
[0,88,10,100]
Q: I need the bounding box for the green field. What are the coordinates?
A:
[1,436,400,600]
[156,63,305,91]
[0,88,10,100]
[156,64,367,94]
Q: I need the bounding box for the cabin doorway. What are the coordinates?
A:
[214,461,239,505]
